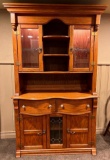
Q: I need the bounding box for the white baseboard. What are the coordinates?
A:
[0,131,16,139]
[96,128,104,134]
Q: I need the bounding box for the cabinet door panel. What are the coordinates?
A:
[20,115,46,150]
[18,25,43,71]
[69,25,94,72]
[67,114,91,148]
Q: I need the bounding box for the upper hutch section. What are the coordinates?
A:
[3,4,107,72]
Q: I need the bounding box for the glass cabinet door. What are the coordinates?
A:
[47,115,66,149]
[50,117,63,145]
[18,25,43,71]
[69,26,93,72]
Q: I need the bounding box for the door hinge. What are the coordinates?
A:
[14,31,19,35]
[17,117,22,121]
[90,115,95,119]
[91,62,95,66]
[16,62,20,66]
[92,32,97,36]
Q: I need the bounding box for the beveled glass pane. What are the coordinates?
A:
[73,29,90,68]
[50,117,63,144]
[21,28,39,68]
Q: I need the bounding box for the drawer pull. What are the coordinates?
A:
[48,104,52,108]
[86,104,90,108]
[60,104,64,108]
[22,105,26,109]
[37,130,46,136]
[67,129,75,134]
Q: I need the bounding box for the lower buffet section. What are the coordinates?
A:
[13,96,97,157]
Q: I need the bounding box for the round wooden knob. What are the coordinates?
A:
[48,104,52,108]
[60,104,64,108]
[22,105,26,109]
[86,104,90,108]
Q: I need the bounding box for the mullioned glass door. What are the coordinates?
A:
[18,25,43,71]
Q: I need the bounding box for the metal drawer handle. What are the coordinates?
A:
[22,105,26,109]
[60,104,64,108]
[48,104,52,108]
[37,130,46,136]
[86,104,90,108]
[67,129,75,134]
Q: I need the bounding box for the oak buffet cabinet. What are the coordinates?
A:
[3,3,107,157]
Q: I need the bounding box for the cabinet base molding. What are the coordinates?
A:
[17,148,96,158]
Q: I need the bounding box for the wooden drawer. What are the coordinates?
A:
[19,99,55,115]
[57,99,92,115]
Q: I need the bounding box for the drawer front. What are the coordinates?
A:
[57,99,92,114]
[19,99,55,115]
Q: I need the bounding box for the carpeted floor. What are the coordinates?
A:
[0,134,110,160]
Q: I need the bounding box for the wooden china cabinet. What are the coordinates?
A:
[3,3,107,157]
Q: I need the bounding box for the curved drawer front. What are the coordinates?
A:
[57,99,92,114]
[19,99,55,115]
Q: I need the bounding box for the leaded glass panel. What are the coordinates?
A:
[50,117,63,144]
[21,28,39,68]
[73,29,90,68]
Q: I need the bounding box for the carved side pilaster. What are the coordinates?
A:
[13,99,21,158]
[94,25,99,32]
[12,23,17,31]
[91,98,97,151]
[11,13,17,31]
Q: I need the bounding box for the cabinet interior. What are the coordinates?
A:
[43,19,69,71]
[19,73,92,93]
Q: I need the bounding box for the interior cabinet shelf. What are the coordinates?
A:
[43,54,69,57]
[18,71,93,74]
[43,35,69,39]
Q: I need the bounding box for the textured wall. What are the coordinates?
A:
[97,65,110,133]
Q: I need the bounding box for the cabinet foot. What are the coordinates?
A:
[16,150,21,158]
[92,148,96,155]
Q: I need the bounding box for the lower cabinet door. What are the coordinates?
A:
[20,115,47,150]
[47,115,67,149]
[67,113,92,148]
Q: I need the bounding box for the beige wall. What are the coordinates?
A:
[98,14,110,64]
[0,10,110,138]
[0,10,13,63]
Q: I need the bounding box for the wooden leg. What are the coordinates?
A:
[16,150,21,158]
[92,148,96,155]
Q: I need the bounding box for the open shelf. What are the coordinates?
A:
[43,35,69,39]
[43,54,69,57]
[44,56,69,71]
[18,73,92,93]
[43,38,69,55]
[19,71,93,74]
[43,19,68,36]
